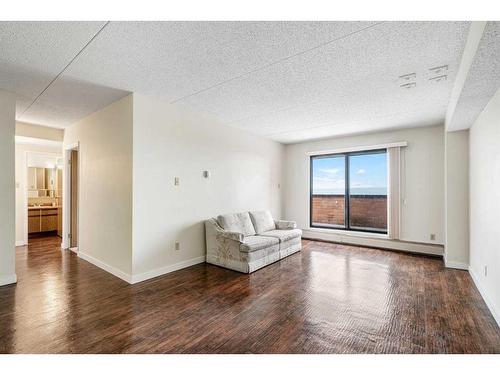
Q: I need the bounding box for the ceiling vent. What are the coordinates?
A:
[429,75,447,83]
[399,73,416,83]
[429,65,448,75]
[399,73,416,89]
[429,65,448,83]
[400,82,417,89]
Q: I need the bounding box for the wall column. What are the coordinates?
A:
[0,90,17,286]
[444,129,469,269]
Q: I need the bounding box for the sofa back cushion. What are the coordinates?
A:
[249,210,276,234]
[217,212,256,236]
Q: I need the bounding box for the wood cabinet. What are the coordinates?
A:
[28,209,59,234]
[57,207,63,236]
[28,210,41,233]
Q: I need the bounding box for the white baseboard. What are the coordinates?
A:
[15,240,27,247]
[77,251,205,285]
[131,256,206,284]
[469,266,500,328]
[77,251,133,284]
[302,229,444,256]
[444,259,469,270]
[0,274,17,286]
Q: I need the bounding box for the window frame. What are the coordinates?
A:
[309,148,388,234]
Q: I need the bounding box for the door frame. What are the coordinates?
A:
[23,150,62,245]
[62,142,80,251]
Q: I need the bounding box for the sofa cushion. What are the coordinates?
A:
[240,235,279,253]
[259,229,302,243]
[249,210,276,234]
[217,212,256,236]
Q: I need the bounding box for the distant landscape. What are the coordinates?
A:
[313,187,387,195]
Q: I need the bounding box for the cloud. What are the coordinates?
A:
[356,168,366,175]
[313,176,345,193]
[319,168,339,175]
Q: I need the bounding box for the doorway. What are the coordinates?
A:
[70,149,78,249]
[25,151,63,247]
[63,144,79,251]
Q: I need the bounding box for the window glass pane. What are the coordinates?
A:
[348,152,387,233]
[311,155,346,228]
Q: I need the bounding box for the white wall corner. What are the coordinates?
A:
[131,256,206,284]
[444,257,469,270]
[0,274,17,286]
[77,251,133,284]
[469,266,500,328]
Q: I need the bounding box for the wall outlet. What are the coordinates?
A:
[174,177,180,186]
[175,241,180,251]
[430,234,436,241]
[484,265,488,277]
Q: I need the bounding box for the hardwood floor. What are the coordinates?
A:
[1,236,499,353]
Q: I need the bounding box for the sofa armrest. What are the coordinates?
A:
[219,230,245,243]
[275,220,297,230]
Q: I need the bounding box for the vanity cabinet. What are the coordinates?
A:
[28,208,59,233]
[28,210,41,233]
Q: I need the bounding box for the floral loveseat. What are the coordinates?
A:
[205,210,302,273]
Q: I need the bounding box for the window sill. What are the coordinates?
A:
[306,227,389,240]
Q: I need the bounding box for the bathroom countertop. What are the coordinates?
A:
[28,206,61,210]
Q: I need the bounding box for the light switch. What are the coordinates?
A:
[174,177,180,186]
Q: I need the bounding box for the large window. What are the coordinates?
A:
[310,149,388,233]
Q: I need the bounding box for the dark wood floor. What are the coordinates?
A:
[1,235,499,354]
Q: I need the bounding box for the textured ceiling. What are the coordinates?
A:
[0,21,130,126]
[447,22,500,131]
[1,21,472,142]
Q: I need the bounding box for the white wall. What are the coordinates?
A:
[64,94,133,278]
[284,125,445,245]
[16,121,64,142]
[469,87,500,326]
[132,94,284,279]
[444,129,469,269]
[0,91,17,286]
[14,143,62,246]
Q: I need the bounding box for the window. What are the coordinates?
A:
[310,149,388,234]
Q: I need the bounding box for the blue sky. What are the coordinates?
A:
[312,153,387,195]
